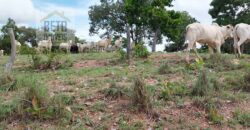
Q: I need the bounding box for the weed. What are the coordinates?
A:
[242,72,250,92]
[233,109,250,127]
[191,69,222,97]
[132,77,153,114]
[91,101,107,112]
[134,44,150,58]
[207,108,224,125]
[158,62,174,74]
[0,75,17,91]
[159,82,188,101]
[53,94,74,105]
[205,54,237,71]
[102,82,129,100]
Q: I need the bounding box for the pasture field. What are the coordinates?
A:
[0,52,250,130]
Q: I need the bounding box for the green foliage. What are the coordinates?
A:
[242,72,250,92]
[53,94,74,106]
[159,82,188,101]
[191,69,222,97]
[187,58,205,70]
[118,48,127,60]
[158,62,174,74]
[132,77,153,114]
[207,108,224,125]
[26,49,72,70]
[91,101,107,112]
[165,11,197,52]
[233,109,250,127]
[134,44,150,58]
[205,54,237,71]
[102,82,129,100]
[0,75,17,91]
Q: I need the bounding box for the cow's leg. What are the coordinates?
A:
[216,45,221,54]
[193,43,202,61]
[185,40,195,63]
[208,46,214,54]
[237,39,246,57]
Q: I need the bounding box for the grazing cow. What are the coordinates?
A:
[0,50,4,56]
[38,38,53,52]
[233,23,250,57]
[114,37,123,49]
[15,40,21,54]
[184,23,234,62]
[97,38,112,52]
[77,43,91,53]
[59,40,73,53]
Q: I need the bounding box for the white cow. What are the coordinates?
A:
[233,23,250,57]
[77,43,91,53]
[38,38,53,52]
[0,50,4,56]
[15,40,21,54]
[97,38,112,51]
[59,40,73,53]
[114,37,123,49]
[184,23,234,62]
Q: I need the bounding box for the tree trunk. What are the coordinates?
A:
[4,28,16,74]
[126,25,131,63]
[152,28,160,52]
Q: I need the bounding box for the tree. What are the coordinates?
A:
[209,0,250,53]
[0,18,19,54]
[18,26,37,47]
[165,11,197,52]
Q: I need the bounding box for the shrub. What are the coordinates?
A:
[205,54,237,71]
[207,108,224,125]
[134,44,150,58]
[233,109,250,127]
[242,72,250,92]
[158,62,174,74]
[159,82,188,101]
[191,69,222,97]
[132,77,153,114]
[29,50,72,70]
[118,49,127,60]
[102,82,128,100]
[0,75,17,91]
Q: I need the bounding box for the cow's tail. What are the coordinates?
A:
[233,25,240,47]
[233,25,240,56]
[184,26,191,45]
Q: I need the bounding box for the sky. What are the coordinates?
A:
[0,0,213,51]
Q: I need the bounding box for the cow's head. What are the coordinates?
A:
[222,25,234,39]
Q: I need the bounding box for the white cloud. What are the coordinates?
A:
[172,0,213,24]
[0,0,41,24]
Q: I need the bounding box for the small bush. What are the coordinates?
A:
[207,108,224,125]
[132,77,153,114]
[158,62,174,74]
[159,82,188,101]
[91,101,107,112]
[242,72,250,92]
[186,58,205,70]
[191,69,222,97]
[233,109,250,127]
[102,82,128,100]
[29,50,72,70]
[134,44,149,58]
[205,54,237,71]
[118,49,127,60]
[0,75,17,91]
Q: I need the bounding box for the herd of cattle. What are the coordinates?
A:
[36,36,124,53]
[0,23,249,61]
